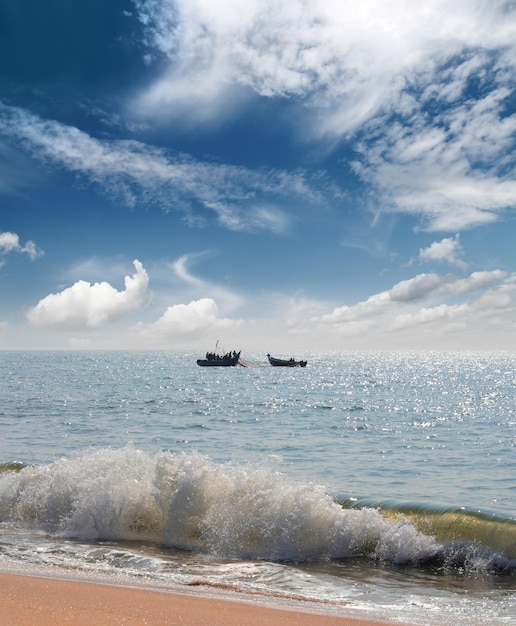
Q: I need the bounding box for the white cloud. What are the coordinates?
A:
[390,302,472,331]
[132,0,516,231]
[9,264,515,351]
[312,273,451,328]
[316,291,391,325]
[0,103,322,234]
[26,260,152,330]
[449,270,507,295]
[116,254,247,346]
[250,205,291,235]
[352,83,516,231]
[313,272,464,327]
[4,0,515,236]
[0,231,43,263]
[134,297,243,343]
[134,1,515,128]
[305,268,512,349]
[413,235,468,270]
[390,276,516,337]
[388,273,448,303]
[171,253,245,312]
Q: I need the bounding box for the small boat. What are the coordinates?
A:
[197,350,241,367]
[267,354,307,367]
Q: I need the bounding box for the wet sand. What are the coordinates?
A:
[0,572,411,625]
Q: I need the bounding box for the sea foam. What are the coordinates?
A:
[0,445,447,564]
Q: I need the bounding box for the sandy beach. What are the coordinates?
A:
[0,572,410,625]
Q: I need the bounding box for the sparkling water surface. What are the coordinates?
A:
[0,350,514,625]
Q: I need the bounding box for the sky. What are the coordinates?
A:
[1,0,515,353]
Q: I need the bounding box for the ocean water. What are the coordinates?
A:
[0,350,514,624]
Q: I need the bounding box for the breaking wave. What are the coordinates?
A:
[0,447,514,573]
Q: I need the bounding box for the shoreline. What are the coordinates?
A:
[0,570,411,625]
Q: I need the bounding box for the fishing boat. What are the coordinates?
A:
[267,354,307,367]
[197,350,241,367]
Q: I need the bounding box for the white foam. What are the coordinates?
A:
[0,446,444,564]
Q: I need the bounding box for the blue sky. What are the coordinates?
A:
[1,0,515,352]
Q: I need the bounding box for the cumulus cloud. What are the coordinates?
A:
[26,260,152,330]
[390,302,472,331]
[411,235,468,270]
[316,291,391,325]
[311,268,509,336]
[0,231,43,265]
[388,274,449,303]
[134,297,243,341]
[449,270,507,295]
[314,273,448,328]
[128,254,246,344]
[391,276,516,335]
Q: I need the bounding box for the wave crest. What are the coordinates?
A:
[0,446,512,572]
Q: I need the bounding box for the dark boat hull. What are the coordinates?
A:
[267,355,307,367]
[197,351,240,367]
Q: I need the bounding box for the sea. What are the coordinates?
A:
[0,350,514,625]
